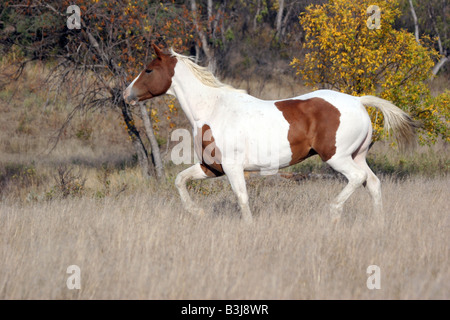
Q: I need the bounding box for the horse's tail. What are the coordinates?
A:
[359,95,419,151]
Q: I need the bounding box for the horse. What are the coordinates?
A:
[123,44,417,224]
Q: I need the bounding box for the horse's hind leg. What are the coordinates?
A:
[353,151,383,216]
[326,156,368,221]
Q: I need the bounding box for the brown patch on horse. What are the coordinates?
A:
[194,124,224,177]
[275,98,341,163]
[200,164,224,177]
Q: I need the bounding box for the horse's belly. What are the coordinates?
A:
[218,115,293,171]
[243,137,292,170]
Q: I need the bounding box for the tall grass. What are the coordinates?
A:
[0,175,448,299]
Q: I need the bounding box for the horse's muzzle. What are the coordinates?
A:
[123,87,137,105]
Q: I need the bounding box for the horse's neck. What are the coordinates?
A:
[168,61,219,126]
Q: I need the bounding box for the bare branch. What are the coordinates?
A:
[432,56,449,76]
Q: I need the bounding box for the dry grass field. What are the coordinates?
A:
[1,173,448,299]
[0,63,449,299]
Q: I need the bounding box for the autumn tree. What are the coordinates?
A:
[1,0,196,180]
[291,0,449,145]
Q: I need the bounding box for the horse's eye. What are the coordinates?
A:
[145,69,153,74]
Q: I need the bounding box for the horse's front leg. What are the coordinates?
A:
[175,163,212,216]
[222,164,253,224]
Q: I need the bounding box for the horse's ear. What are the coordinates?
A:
[152,43,163,57]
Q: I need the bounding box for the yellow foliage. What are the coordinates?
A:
[291,0,448,145]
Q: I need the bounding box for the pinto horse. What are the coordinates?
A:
[123,44,416,223]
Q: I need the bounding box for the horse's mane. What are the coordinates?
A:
[169,49,246,93]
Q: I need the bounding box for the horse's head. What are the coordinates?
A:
[123,44,177,105]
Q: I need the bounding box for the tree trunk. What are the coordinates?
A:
[281,3,293,39]
[120,100,151,179]
[408,0,420,44]
[190,0,216,73]
[207,0,213,32]
[276,0,285,39]
[253,0,261,31]
[139,102,165,181]
[426,3,448,76]
[432,56,449,76]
